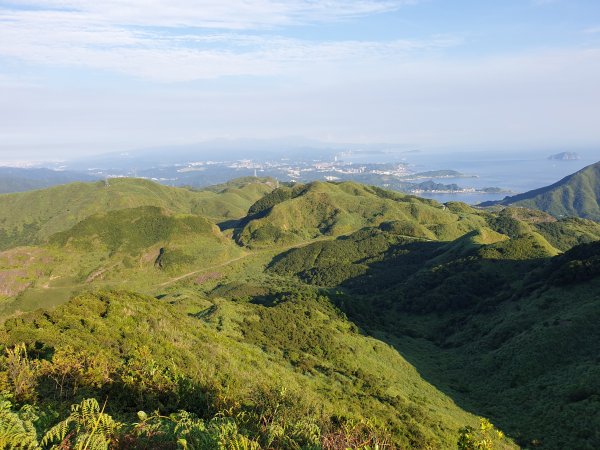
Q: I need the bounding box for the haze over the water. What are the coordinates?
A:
[1,0,599,160]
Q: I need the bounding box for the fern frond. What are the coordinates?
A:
[0,397,40,450]
[41,398,121,450]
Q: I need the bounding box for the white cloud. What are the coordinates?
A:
[1,1,599,157]
[0,5,454,82]
[6,1,417,29]
[2,46,599,156]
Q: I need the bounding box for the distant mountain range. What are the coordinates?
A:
[0,167,98,193]
[481,161,600,221]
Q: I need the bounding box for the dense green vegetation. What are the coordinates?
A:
[272,223,599,448]
[1,173,599,449]
[237,181,487,247]
[533,217,600,251]
[482,161,600,221]
[0,290,499,449]
[0,177,274,251]
[188,177,277,222]
[50,206,214,252]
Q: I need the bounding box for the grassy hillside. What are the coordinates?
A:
[236,181,488,247]
[0,290,511,449]
[534,217,600,251]
[273,223,599,448]
[1,178,598,448]
[50,206,217,252]
[482,161,600,221]
[0,177,274,250]
[187,176,277,222]
[0,206,244,318]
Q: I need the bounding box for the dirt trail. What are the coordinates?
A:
[155,236,333,288]
[156,253,250,287]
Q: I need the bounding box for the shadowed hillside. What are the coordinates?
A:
[270,221,600,448]
[481,161,600,221]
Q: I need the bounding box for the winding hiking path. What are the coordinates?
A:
[154,236,334,288]
[156,253,251,287]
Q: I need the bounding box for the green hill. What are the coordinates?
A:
[0,177,275,250]
[0,205,244,317]
[47,205,242,273]
[236,181,487,247]
[186,176,277,221]
[482,161,600,221]
[49,206,216,252]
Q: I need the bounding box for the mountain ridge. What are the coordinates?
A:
[481,161,600,221]
[0,177,275,251]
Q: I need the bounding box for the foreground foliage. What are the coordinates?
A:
[0,290,497,448]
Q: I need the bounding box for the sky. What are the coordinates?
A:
[1,0,600,161]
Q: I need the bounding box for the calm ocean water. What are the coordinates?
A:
[343,149,599,204]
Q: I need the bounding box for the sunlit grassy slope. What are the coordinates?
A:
[237,181,489,247]
[0,288,506,449]
[0,177,275,250]
[0,205,245,317]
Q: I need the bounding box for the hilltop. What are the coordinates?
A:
[234,181,487,247]
[481,161,600,221]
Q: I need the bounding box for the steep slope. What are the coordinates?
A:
[272,224,600,448]
[482,161,600,221]
[0,177,274,250]
[0,290,511,449]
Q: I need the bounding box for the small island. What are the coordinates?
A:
[400,169,477,180]
[548,152,580,161]
[408,181,510,195]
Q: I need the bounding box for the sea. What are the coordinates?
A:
[341,148,599,205]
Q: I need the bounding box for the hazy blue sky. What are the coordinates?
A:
[1,0,599,161]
